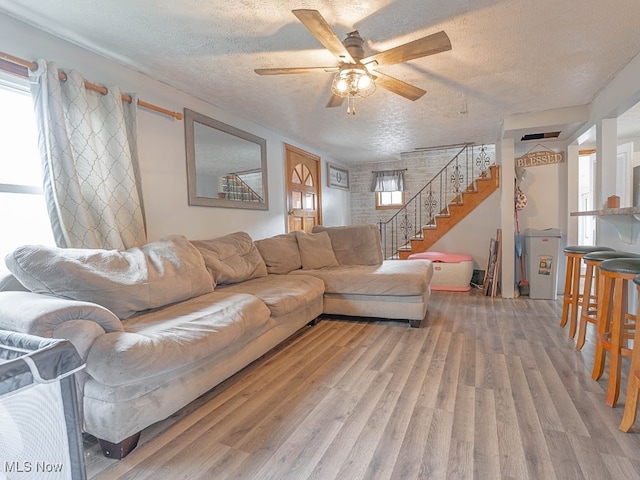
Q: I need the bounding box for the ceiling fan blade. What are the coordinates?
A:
[326,93,345,108]
[362,31,451,67]
[292,9,355,64]
[373,72,426,101]
[254,66,337,75]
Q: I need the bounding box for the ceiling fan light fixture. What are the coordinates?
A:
[335,77,349,93]
[330,68,376,115]
[331,68,376,99]
[357,74,372,89]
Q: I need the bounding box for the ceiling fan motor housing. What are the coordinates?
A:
[343,31,366,62]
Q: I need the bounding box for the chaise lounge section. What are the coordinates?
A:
[291,225,433,327]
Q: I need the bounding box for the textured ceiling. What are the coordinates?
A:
[2,0,640,164]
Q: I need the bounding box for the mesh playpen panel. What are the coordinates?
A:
[0,331,86,480]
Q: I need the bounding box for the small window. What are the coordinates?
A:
[375,191,405,210]
[292,164,313,186]
[0,75,54,274]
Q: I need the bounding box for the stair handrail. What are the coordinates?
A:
[377,145,494,259]
[222,174,263,202]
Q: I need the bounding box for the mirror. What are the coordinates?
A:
[184,108,268,210]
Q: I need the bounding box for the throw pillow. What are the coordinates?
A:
[5,235,214,319]
[295,231,339,270]
[312,224,383,266]
[191,231,268,285]
[254,233,302,274]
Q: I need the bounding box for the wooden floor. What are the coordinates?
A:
[85,289,640,479]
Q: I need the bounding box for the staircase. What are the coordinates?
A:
[398,164,499,258]
[221,174,263,202]
[378,145,499,259]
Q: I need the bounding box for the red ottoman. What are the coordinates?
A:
[408,251,474,292]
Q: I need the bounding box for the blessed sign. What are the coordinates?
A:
[516,150,564,168]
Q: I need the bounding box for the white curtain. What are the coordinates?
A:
[370,169,405,192]
[29,59,146,249]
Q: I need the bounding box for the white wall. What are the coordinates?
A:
[1,13,351,242]
[429,190,501,271]
[499,139,516,298]
[515,144,568,234]
[511,144,568,295]
[320,176,351,226]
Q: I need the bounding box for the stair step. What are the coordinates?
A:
[385,163,499,260]
[407,165,500,255]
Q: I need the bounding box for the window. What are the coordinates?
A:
[0,74,54,274]
[375,191,405,210]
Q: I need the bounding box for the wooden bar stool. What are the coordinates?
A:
[576,251,640,350]
[561,245,614,339]
[591,258,640,407]
[620,274,640,432]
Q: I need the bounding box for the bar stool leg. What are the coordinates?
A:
[620,281,640,431]
[620,370,640,431]
[560,254,575,328]
[592,273,613,381]
[606,277,627,407]
[568,255,582,338]
[605,278,626,407]
[576,261,595,350]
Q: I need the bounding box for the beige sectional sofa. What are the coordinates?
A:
[0,224,432,458]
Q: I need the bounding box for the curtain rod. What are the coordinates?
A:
[403,142,473,154]
[371,168,408,173]
[0,51,183,120]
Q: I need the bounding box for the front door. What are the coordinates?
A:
[285,144,322,233]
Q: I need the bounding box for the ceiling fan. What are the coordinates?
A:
[255,9,452,114]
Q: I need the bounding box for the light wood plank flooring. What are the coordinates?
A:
[85,289,640,479]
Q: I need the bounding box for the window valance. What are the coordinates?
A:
[370,169,405,192]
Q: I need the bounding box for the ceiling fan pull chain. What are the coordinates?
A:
[347,96,356,115]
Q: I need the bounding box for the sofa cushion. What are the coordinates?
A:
[192,232,267,285]
[85,291,272,386]
[312,224,383,266]
[217,274,325,317]
[295,231,339,270]
[254,233,302,274]
[5,235,214,319]
[289,260,433,296]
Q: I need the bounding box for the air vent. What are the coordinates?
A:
[520,131,561,141]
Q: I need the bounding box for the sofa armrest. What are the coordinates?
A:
[0,291,123,339]
[51,320,107,360]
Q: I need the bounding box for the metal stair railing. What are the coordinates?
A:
[378,145,494,259]
[222,174,263,202]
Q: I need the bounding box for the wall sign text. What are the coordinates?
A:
[516,150,564,167]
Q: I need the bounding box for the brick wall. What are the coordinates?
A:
[350,145,496,228]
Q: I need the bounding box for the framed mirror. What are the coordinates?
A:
[184,108,268,209]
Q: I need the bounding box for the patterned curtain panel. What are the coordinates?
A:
[370,169,405,192]
[28,59,147,250]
